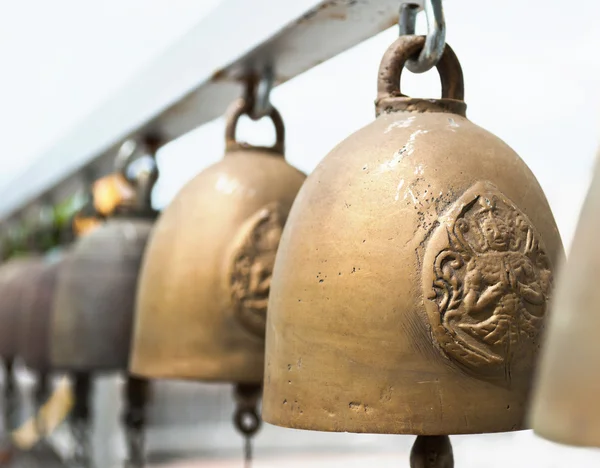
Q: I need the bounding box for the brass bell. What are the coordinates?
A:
[50,141,159,467]
[0,257,41,370]
[51,156,157,373]
[18,253,64,410]
[529,157,600,447]
[130,95,305,454]
[262,35,563,464]
[0,257,43,430]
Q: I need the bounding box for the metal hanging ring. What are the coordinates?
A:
[224,97,285,155]
[399,0,446,74]
[114,137,160,181]
[249,67,274,120]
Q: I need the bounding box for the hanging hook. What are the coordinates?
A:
[399,0,446,74]
[113,136,161,214]
[248,66,274,121]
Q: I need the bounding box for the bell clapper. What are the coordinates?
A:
[122,376,148,468]
[70,372,92,468]
[409,435,454,468]
[233,384,262,468]
[3,358,19,432]
[33,371,50,436]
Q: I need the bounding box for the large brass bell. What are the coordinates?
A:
[51,142,159,467]
[130,94,306,458]
[262,34,563,465]
[529,157,600,447]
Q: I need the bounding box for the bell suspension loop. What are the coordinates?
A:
[398,0,446,74]
[233,383,262,468]
[409,435,454,468]
[121,376,148,468]
[225,76,285,155]
[113,136,161,216]
[70,372,93,468]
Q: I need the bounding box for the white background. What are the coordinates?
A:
[2,0,600,466]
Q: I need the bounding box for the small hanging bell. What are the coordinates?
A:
[50,146,158,374]
[130,96,305,381]
[18,254,62,375]
[129,94,305,461]
[50,141,159,468]
[529,157,600,447]
[262,34,564,461]
[17,253,64,423]
[0,257,42,371]
[0,257,44,431]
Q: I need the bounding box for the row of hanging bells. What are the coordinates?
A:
[0,0,586,466]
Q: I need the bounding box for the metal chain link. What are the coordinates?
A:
[242,67,275,122]
[399,0,446,73]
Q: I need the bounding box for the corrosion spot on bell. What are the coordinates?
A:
[349,402,371,414]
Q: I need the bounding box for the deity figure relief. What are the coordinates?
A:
[423,182,553,381]
[229,203,284,338]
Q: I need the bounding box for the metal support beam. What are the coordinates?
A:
[0,0,423,222]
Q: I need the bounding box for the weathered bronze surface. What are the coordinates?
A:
[530,158,600,447]
[262,36,564,435]
[0,257,43,363]
[130,98,306,383]
[50,217,153,372]
[18,256,63,372]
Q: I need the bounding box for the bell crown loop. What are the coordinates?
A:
[225,97,285,155]
[376,35,466,117]
[113,138,161,219]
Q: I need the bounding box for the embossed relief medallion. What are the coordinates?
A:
[422,182,553,381]
[229,203,285,338]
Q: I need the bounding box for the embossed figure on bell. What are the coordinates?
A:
[262,33,564,466]
[231,204,285,338]
[424,183,552,380]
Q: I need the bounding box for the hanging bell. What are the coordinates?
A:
[18,254,63,375]
[529,157,600,447]
[129,94,305,457]
[262,33,564,457]
[0,257,43,370]
[17,252,64,417]
[130,96,305,382]
[50,149,158,373]
[0,256,43,431]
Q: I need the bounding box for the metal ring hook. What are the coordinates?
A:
[399,0,446,74]
[250,66,274,120]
